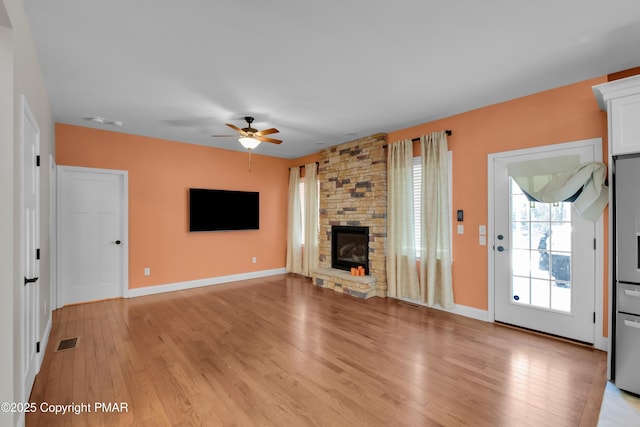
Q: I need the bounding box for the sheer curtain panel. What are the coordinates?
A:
[302,163,319,276]
[386,140,420,300]
[420,131,454,308]
[286,167,303,274]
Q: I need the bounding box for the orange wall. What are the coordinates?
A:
[387,77,609,334]
[289,152,321,178]
[289,152,321,169]
[56,124,291,289]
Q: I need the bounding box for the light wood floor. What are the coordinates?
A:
[28,274,607,426]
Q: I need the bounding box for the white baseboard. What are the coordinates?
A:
[393,295,490,322]
[126,268,287,298]
[20,312,53,427]
[432,302,491,322]
[38,314,52,370]
[595,336,609,352]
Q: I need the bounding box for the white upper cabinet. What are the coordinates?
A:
[594,75,640,156]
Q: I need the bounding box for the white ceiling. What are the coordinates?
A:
[24,0,640,159]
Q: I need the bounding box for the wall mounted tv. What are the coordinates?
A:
[189,188,259,232]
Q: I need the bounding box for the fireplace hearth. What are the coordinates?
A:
[331,226,369,275]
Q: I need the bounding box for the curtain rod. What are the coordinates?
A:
[413,130,452,140]
[383,130,453,148]
[289,161,319,170]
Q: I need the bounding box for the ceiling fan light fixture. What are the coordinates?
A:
[239,136,261,150]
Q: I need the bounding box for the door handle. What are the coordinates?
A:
[624,289,640,298]
[497,246,507,252]
[24,276,39,285]
[111,240,122,245]
[624,320,640,329]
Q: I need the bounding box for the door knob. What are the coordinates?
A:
[497,246,505,252]
[111,240,121,245]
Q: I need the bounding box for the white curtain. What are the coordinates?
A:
[420,131,454,308]
[508,155,608,221]
[302,163,319,276]
[386,139,420,300]
[286,167,302,274]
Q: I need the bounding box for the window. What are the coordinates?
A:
[510,178,572,313]
[413,152,453,259]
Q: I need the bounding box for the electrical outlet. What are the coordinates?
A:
[252,257,257,264]
[144,267,151,276]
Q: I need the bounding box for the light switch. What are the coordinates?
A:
[479,225,486,235]
[479,235,487,246]
[457,224,464,234]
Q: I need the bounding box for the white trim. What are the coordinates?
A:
[596,337,609,353]
[56,166,129,307]
[430,302,489,322]
[127,268,287,298]
[487,138,606,348]
[49,155,57,313]
[392,295,490,322]
[593,74,640,110]
[37,315,52,371]
[487,152,496,323]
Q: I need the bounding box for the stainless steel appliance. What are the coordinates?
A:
[613,154,640,395]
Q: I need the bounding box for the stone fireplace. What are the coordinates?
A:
[311,133,387,298]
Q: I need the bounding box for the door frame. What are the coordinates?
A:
[56,166,129,308]
[487,138,606,350]
[49,155,57,311]
[20,94,41,401]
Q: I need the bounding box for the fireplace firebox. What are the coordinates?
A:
[331,226,369,275]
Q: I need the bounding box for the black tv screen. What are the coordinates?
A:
[189,188,259,232]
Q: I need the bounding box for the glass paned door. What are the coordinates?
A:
[492,142,597,344]
[511,179,572,313]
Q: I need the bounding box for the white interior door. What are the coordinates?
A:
[22,96,40,399]
[58,167,127,306]
[492,142,598,343]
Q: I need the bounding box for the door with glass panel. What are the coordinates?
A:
[493,143,596,344]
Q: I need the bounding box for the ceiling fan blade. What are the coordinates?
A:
[211,134,237,138]
[226,123,248,136]
[255,128,279,137]
[256,136,282,144]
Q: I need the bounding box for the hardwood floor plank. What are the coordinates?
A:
[27,274,607,426]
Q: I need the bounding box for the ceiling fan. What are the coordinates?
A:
[213,116,282,150]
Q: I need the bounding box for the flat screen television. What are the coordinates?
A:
[189,188,259,232]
